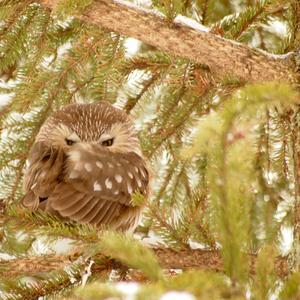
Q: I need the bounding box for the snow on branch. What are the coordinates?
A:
[39,0,298,83]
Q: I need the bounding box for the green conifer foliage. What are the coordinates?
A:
[0,0,299,299]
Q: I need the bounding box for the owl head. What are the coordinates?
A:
[37,101,141,155]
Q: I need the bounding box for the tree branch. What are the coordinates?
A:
[153,248,289,277]
[1,247,289,279]
[39,0,298,83]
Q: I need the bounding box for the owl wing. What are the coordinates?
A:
[46,145,150,228]
[22,141,65,210]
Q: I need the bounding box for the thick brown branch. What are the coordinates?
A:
[39,0,298,83]
[0,254,69,277]
[153,248,289,278]
[1,247,289,279]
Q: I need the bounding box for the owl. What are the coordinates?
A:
[22,101,150,232]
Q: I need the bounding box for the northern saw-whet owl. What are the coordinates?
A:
[22,101,150,232]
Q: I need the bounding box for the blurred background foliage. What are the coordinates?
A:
[0,0,300,299]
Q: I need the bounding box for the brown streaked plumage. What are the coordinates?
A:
[22,101,151,232]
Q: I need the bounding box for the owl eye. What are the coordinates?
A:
[65,138,75,146]
[42,154,50,162]
[102,138,114,147]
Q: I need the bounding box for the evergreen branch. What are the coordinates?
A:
[146,93,209,157]
[152,158,177,207]
[285,0,300,52]
[121,51,171,73]
[139,65,213,157]
[252,245,277,299]
[0,254,73,278]
[0,247,290,279]
[212,1,267,40]
[199,0,209,25]
[168,161,188,207]
[18,7,52,81]
[90,231,163,281]
[184,82,299,281]
[2,95,58,200]
[0,205,291,288]
[0,265,83,300]
[123,72,160,113]
[178,183,216,248]
[153,248,289,278]
[4,205,99,242]
[0,0,34,38]
[39,0,298,83]
[66,75,96,103]
[147,204,191,249]
[280,272,300,299]
[291,108,300,269]
[0,3,40,75]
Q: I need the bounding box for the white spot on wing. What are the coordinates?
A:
[134,166,139,173]
[127,183,133,194]
[105,178,113,189]
[115,174,123,183]
[94,181,102,191]
[114,190,119,195]
[84,163,92,172]
[128,172,133,179]
[69,171,79,179]
[108,162,114,168]
[137,178,142,188]
[96,161,103,169]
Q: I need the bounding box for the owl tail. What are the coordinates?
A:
[21,190,40,211]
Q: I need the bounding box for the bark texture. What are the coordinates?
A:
[39,0,298,83]
[1,248,289,278]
